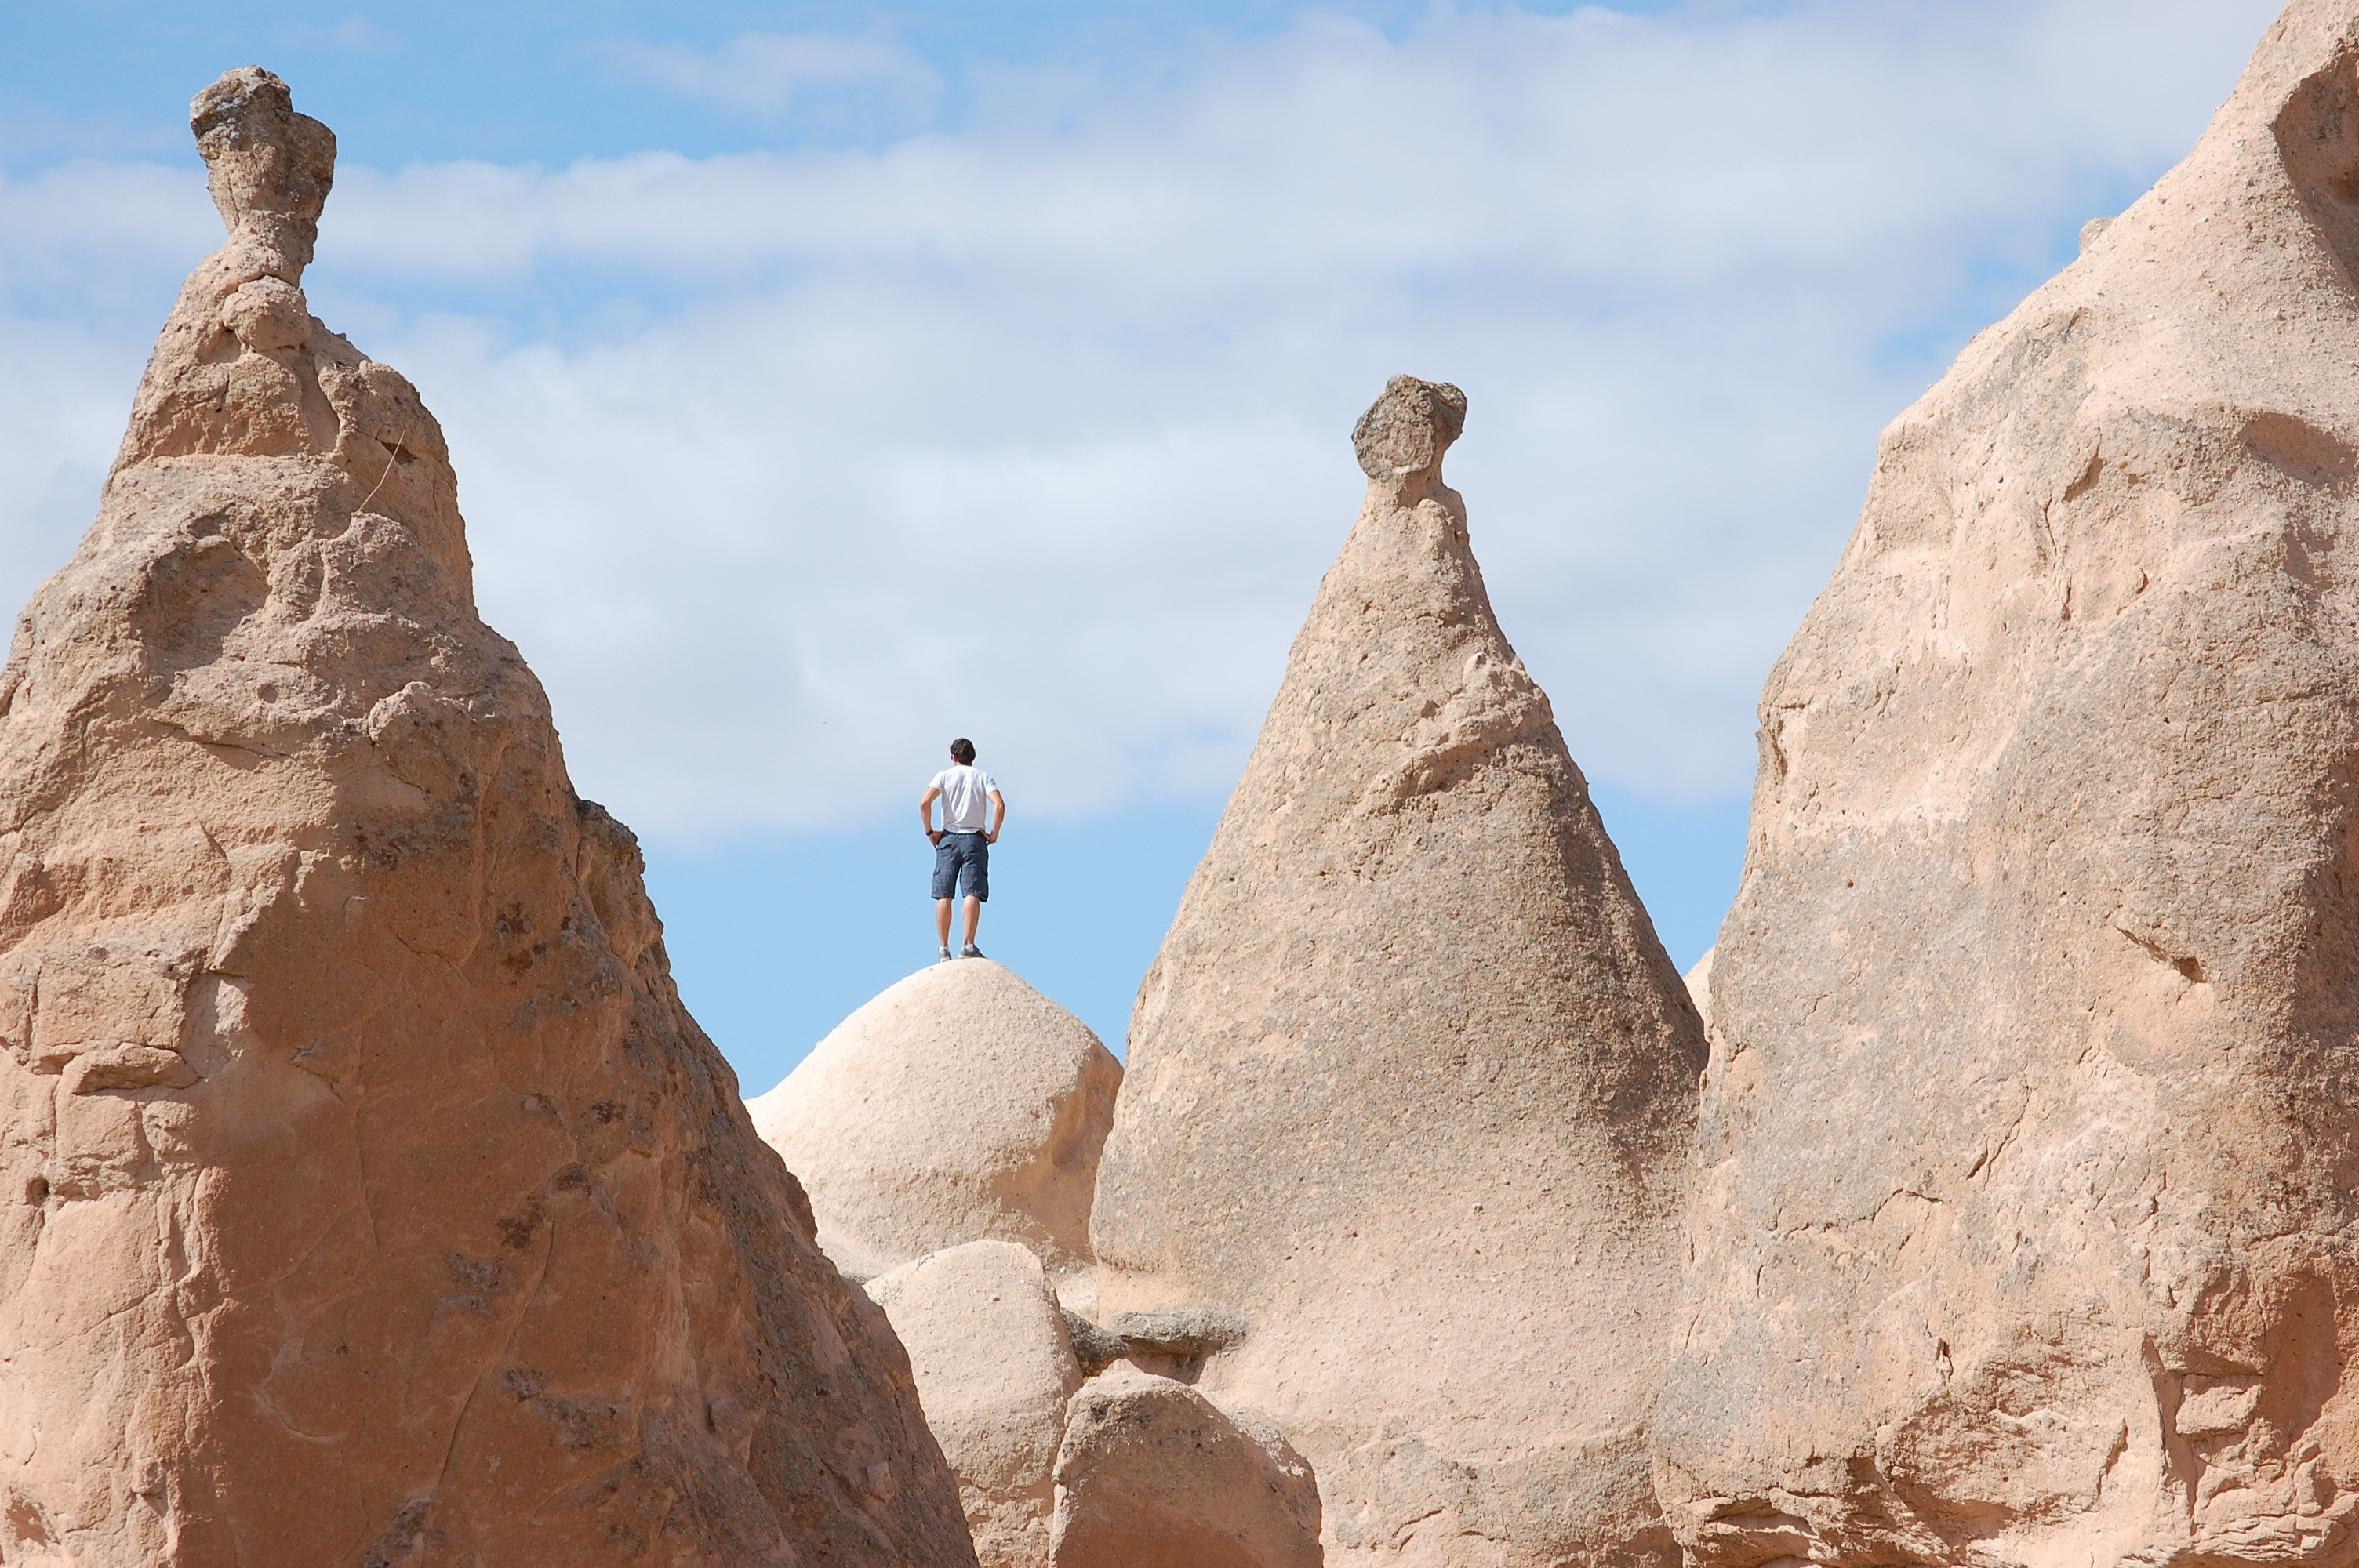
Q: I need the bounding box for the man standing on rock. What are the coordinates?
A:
[921,738,1004,962]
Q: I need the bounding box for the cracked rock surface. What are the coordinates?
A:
[1089,375,1706,1566]
[1656,5,2359,1565]
[0,67,973,1567]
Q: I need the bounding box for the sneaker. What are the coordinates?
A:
[938,946,954,964]
[961,945,985,960]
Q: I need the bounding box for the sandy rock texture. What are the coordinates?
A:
[1048,1363,1321,1568]
[0,68,973,1567]
[1657,5,2359,1566]
[1682,947,1715,1028]
[1089,376,1706,1566]
[867,1241,1084,1568]
[749,959,1121,1281]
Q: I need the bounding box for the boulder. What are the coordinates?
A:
[1656,5,2359,1565]
[1089,376,1706,1564]
[867,1241,1084,1568]
[0,68,972,1566]
[750,959,1120,1279]
[1048,1364,1321,1568]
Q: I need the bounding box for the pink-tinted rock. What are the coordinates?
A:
[1658,5,2359,1565]
[749,959,1120,1280]
[1091,376,1703,1565]
[868,1241,1084,1568]
[0,67,972,1566]
[1048,1364,1320,1568]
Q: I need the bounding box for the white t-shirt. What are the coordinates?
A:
[931,764,999,833]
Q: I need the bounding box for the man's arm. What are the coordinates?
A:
[986,789,1005,844]
[920,785,943,845]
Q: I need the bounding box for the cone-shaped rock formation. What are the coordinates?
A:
[750,960,1121,1281]
[0,69,972,1566]
[1657,6,2359,1564]
[1089,376,1706,1564]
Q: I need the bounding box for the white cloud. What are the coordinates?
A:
[597,28,943,118]
[325,16,401,54]
[0,159,216,296]
[0,313,144,618]
[0,0,2286,841]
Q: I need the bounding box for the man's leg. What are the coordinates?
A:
[959,837,989,956]
[932,833,958,955]
[962,896,981,947]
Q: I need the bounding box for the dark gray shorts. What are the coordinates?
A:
[932,833,989,902]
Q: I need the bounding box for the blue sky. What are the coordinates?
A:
[0,1,2281,1089]
[5,1,1657,172]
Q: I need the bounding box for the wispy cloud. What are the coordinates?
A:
[595,27,942,119]
[325,16,402,55]
[0,0,2285,842]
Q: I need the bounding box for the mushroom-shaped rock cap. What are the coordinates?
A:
[191,67,336,278]
[1351,372,1466,485]
[751,960,1122,1279]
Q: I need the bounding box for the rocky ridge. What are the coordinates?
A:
[23,5,2359,1564]
[1657,4,2359,1565]
[0,68,971,1566]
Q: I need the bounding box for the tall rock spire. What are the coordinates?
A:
[1090,375,1706,1565]
[1656,4,2359,1563]
[0,69,974,1566]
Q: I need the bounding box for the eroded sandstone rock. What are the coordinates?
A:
[1656,6,2359,1565]
[1683,946,1715,1029]
[1089,376,1706,1565]
[1048,1364,1320,1568]
[0,67,972,1566]
[749,959,1121,1280]
[868,1241,1084,1568]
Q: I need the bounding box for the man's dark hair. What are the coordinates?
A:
[950,737,976,764]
